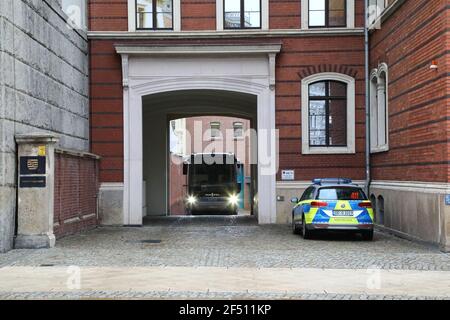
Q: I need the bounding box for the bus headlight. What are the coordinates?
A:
[227,194,239,206]
[187,195,197,205]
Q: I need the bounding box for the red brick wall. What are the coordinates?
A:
[88,1,367,32]
[54,151,100,238]
[182,0,216,30]
[90,35,366,183]
[89,0,128,31]
[369,0,449,183]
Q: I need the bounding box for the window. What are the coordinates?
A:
[317,187,366,200]
[308,80,347,147]
[233,122,244,138]
[136,0,173,30]
[370,63,389,153]
[301,73,355,155]
[300,187,315,201]
[210,122,221,139]
[224,0,261,29]
[301,0,354,29]
[309,0,346,28]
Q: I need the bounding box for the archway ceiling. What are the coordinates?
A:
[142,89,257,120]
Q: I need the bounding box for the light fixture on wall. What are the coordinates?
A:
[430,60,438,70]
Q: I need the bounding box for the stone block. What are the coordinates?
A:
[99,184,124,226]
[0,185,16,253]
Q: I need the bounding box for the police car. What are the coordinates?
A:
[291,178,374,241]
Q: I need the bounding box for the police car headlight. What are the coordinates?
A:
[227,194,239,206]
[187,195,197,205]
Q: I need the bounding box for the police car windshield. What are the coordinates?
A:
[317,187,367,200]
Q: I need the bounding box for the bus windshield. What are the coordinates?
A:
[191,164,235,186]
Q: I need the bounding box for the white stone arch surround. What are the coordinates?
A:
[116,44,281,226]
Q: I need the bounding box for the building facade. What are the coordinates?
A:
[368,0,449,250]
[87,0,449,250]
[0,0,448,253]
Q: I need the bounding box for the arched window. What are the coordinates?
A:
[370,63,389,152]
[308,80,347,147]
[377,195,385,225]
[301,73,356,154]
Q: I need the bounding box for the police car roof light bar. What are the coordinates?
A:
[312,178,353,185]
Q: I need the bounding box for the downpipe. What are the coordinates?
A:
[364,0,371,196]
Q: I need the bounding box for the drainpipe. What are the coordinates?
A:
[364,0,371,195]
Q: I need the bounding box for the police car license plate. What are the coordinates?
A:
[333,210,354,217]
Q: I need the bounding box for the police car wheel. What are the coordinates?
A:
[292,215,301,235]
[302,215,312,239]
[361,230,374,241]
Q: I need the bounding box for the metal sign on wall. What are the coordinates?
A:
[281,170,295,181]
[19,156,46,188]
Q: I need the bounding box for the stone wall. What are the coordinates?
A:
[0,0,89,252]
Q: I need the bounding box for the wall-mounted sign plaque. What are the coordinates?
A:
[19,176,46,188]
[20,156,46,175]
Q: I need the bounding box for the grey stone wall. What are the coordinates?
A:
[0,0,89,252]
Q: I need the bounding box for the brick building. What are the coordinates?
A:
[168,116,253,215]
[0,0,448,253]
[85,0,449,250]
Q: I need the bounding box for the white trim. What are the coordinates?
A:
[116,44,280,225]
[128,0,136,32]
[301,72,356,155]
[128,0,181,32]
[301,0,355,29]
[370,180,450,194]
[115,44,282,55]
[88,28,364,39]
[216,0,224,31]
[217,0,269,31]
[370,63,389,153]
[99,182,124,190]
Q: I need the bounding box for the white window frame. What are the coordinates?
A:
[301,0,355,29]
[301,72,356,155]
[217,0,269,31]
[128,0,181,32]
[370,63,389,153]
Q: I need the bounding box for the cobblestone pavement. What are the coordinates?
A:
[0,216,449,299]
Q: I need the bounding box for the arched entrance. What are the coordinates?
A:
[116,44,281,225]
[142,90,258,217]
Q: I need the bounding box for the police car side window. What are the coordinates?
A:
[301,187,315,201]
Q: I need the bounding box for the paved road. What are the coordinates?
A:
[0,216,449,299]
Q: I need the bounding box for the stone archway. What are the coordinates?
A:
[116,44,281,226]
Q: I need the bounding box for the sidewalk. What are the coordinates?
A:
[1,266,449,299]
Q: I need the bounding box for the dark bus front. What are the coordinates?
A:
[183,154,241,215]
